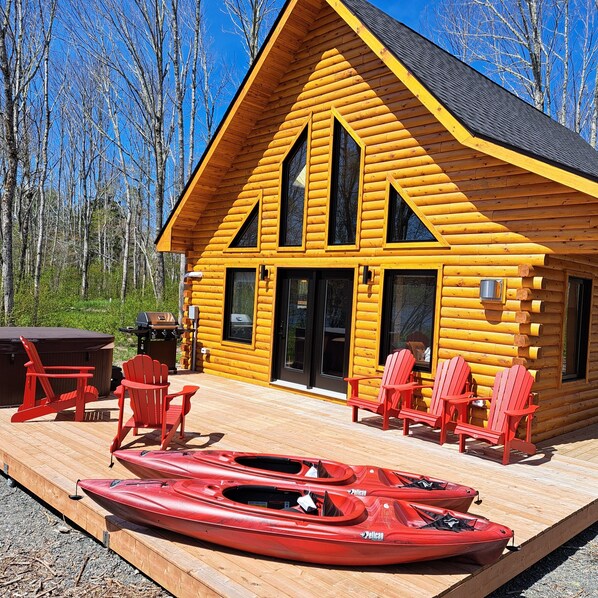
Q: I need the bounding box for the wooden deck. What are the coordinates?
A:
[1,372,597,598]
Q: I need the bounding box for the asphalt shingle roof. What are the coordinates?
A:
[343,0,598,183]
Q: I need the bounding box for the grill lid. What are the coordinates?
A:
[136,312,179,330]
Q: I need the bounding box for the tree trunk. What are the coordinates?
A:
[0,16,17,324]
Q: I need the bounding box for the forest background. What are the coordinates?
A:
[1,0,597,359]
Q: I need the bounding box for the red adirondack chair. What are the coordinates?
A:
[11,336,99,423]
[398,355,471,444]
[346,349,416,431]
[110,354,199,452]
[450,365,537,465]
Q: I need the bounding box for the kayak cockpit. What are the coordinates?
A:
[188,452,356,484]
[173,480,366,524]
[222,486,366,523]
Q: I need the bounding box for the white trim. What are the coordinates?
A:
[271,380,346,402]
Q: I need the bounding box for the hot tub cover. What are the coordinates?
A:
[0,327,114,354]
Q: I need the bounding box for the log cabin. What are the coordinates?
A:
[157,0,598,442]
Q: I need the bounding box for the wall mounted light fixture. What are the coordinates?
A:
[259,264,269,281]
[480,278,503,301]
[183,270,203,281]
[362,265,373,285]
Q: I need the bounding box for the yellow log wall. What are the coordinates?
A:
[178,2,598,441]
[524,256,598,441]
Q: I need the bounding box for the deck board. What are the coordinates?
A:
[1,371,597,598]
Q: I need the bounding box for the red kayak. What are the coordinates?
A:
[113,449,478,511]
[79,478,511,566]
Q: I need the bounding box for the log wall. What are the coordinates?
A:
[178,2,598,441]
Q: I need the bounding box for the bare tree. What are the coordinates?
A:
[68,0,175,300]
[0,0,252,322]
[427,0,598,145]
[0,0,56,324]
[223,0,280,64]
[32,33,53,323]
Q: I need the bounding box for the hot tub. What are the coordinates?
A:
[0,327,114,407]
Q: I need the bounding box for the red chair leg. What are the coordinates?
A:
[502,441,511,465]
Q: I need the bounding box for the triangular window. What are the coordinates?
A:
[387,186,435,243]
[230,203,259,248]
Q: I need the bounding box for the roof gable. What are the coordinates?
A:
[158,0,598,251]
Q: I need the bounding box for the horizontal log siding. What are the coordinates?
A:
[523,256,598,441]
[179,2,598,441]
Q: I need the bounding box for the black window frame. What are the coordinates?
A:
[386,185,436,243]
[230,203,259,248]
[379,269,438,372]
[280,128,308,247]
[562,276,592,381]
[328,118,362,246]
[223,268,256,344]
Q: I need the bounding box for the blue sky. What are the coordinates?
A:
[206,1,430,70]
[377,0,429,29]
[201,1,433,143]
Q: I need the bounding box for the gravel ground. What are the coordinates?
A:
[1,472,596,597]
[1,473,171,597]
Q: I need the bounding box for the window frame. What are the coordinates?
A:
[223,268,257,345]
[326,111,364,249]
[562,275,592,382]
[223,195,262,253]
[279,126,309,249]
[379,268,439,372]
[384,179,448,249]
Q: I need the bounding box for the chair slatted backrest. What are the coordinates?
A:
[429,355,471,415]
[20,336,56,400]
[487,365,534,432]
[378,350,416,400]
[122,354,169,427]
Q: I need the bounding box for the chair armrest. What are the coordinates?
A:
[121,379,170,391]
[42,366,96,372]
[345,374,383,400]
[27,371,94,380]
[165,385,199,401]
[440,392,476,405]
[166,385,199,416]
[504,405,539,417]
[383,382,420,391]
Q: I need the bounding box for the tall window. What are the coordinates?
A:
[280,129,307,246]
[224,269,256,343]
[380,270,437,370]
[562,276,592,381]
[387,186,435,243]
[328,119,361,245]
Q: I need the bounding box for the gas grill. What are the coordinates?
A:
[119,312,183,372]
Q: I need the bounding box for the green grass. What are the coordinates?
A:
[12,268,180,366]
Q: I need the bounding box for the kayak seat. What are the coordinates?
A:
[110,354,199,452]
[346,349,416,431]
[316,460,332,478]
[11,336,99,423]
[322,492,343,517]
